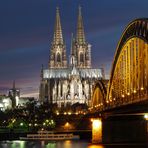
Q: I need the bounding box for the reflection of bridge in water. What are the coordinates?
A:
[91,18,148,113]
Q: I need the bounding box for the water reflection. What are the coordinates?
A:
[0,141,147,148]
[46,142,56,148]
[88,144,104,148]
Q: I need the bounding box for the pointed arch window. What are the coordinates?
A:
[57,53,61,62]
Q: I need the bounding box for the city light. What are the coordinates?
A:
[34,123,38,126]
[75,112,78,115]
[68,112,72,115]
[141,87,144,90]
[144,114,148,120]
[64,122,71,130]
[20,123,23,126]
[92,119,101,129]
[92,118,102,143]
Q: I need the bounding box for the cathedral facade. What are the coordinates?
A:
[39,7,102,107]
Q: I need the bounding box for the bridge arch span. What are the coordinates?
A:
[91,80,107,110]
[107,18,148,108]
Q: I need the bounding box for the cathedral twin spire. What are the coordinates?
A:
[53,6,85,45]
[53,7,63,45]
[76,6,86,44]
[50,6,91,69]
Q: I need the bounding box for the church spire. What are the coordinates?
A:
[49,7,67,68]
[70,33,77,67]
[76,6,85,44]
[13,80,15,89]
[53,7,63,44]
[70,33,74,55]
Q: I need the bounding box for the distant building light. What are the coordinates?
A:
[34,123,38,126]
[68,112,71,115]
[20,123,24,126]
[141,87,144,90]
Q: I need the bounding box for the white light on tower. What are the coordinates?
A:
[15,96,19,106]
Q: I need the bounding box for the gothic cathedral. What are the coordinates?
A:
[39,7,102,107]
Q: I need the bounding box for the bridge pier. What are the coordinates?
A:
[91,118,102,143]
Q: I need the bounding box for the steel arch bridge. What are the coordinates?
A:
[91,80,107,110]
[91,18,148,112]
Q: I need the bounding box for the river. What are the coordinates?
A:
[0,140,147,148]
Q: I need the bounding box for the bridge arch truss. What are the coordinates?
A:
[106,18,148,109]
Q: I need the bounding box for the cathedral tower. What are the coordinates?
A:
[49,7,67,68]
[74,6,92,68]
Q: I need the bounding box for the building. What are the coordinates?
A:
[39,7,103,107]
[8,81,20,108]
[0,95,12,111]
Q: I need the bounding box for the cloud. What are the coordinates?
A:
[0,0,148,97]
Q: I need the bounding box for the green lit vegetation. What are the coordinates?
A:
[0,101,89,133]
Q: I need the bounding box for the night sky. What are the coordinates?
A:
[0,0,148,98]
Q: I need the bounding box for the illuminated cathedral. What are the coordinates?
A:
[39,7,102,107]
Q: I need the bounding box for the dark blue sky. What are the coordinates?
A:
[0,0,148,98]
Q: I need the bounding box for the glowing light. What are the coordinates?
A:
[12,119,16,123]
[141,87,144,90]
[92,119,102,143]
[144,114,148,120]
[121,94,125,98]
[91,118,94,122]
[15,96,19,106]
[64,112,67,115]
[68,112,71,115]
[93,120,101,128]
[20,123,23,126]
[56,112,59,115]
[46,119,49,122]
[127,92,130,96]
[64,122,71,130]
[133,90,136,93]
